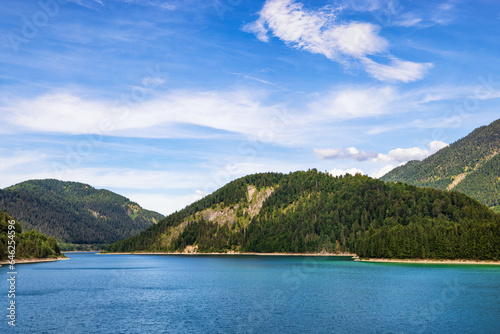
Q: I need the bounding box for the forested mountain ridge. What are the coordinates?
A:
[0,179,164,249]
[107,171,500,260]
[381,119,500,209]
[1,210,63,260]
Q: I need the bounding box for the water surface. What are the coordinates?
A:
[1,252,499,333]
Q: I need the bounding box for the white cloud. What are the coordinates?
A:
[340,0,457,28]
[1,82,476,150]
[329,167,364,177]
[3,80,479,155]
[0,164,221,215]
[374,140,448,163]
[232,73,276,85]
[370,164,395,179]
[309,83,484,133]
[195,189,207,197]
[431,2,457,25]
[309,86,397,119]
[393,13,423,27]
[314,148,343,159]
[316,140,448,164]
[0,151,47,174]
[361,57,433,83]
[3,167,207,191]
[375,147,430,163]
[2,90,282,140]
[243,0,384,60]
[428,140,449,152]
[315,147,376,161]
[243,18,270,43]
[243,0,344,58]
[327,22,388,57]
[338,0,386,12]
[0,147,303,215]
[0,84,413,147]
[125,191,203,216]
[68,0,104,10]
[244,0,431,82]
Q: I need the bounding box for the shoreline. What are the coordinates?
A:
[63,250,103,253]
[356,258,500,265]
[99,251,358,257]
[99,252,500,265]
[2,253,497,265]
[0,256,68,267]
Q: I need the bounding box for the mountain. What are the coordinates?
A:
[107,171,500,260]
[0,179,164,250]
[381,119,500,210]
[1,210,63,260]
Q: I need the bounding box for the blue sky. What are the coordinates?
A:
[1,0,499,215]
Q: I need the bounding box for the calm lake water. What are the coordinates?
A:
[1,252,499,333]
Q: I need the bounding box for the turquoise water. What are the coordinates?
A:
[1,253,499,333]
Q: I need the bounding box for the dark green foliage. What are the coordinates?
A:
[1,210,62,260]
[454,154,500,207]
[107,170,500,260]
[381,119,500,207]
[106,172,283,253]
[57,242,108,252]
[0,179,164,248]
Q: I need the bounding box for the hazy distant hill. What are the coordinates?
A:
[107,171,500,260]
[381,119,500,210]
[0,179,164,249]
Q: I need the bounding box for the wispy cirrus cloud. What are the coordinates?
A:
[1,90,281,139]
[243,0,432,82]
[0,84,423,149]
[309,86,397,119]
[231,73,277,86]
[2,81,485,147]
[70,0,194,11]
[361,57,432,83]
[392,12,423,27]
[0,84,397,146]
[68,0,104,10]
[0,150,47,173]
[341,0,458,28]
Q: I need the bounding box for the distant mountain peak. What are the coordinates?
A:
[0,179,164,248]
[381,118,500,209]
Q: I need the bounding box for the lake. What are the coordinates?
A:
[1,252,499,333]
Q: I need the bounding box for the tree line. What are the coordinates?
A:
[0,210,62,260]
[107,171,500,260]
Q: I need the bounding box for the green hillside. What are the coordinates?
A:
[107,171,500,260]
[1,210,63,261]
[0,179,164,250]
[381,119,500,207]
